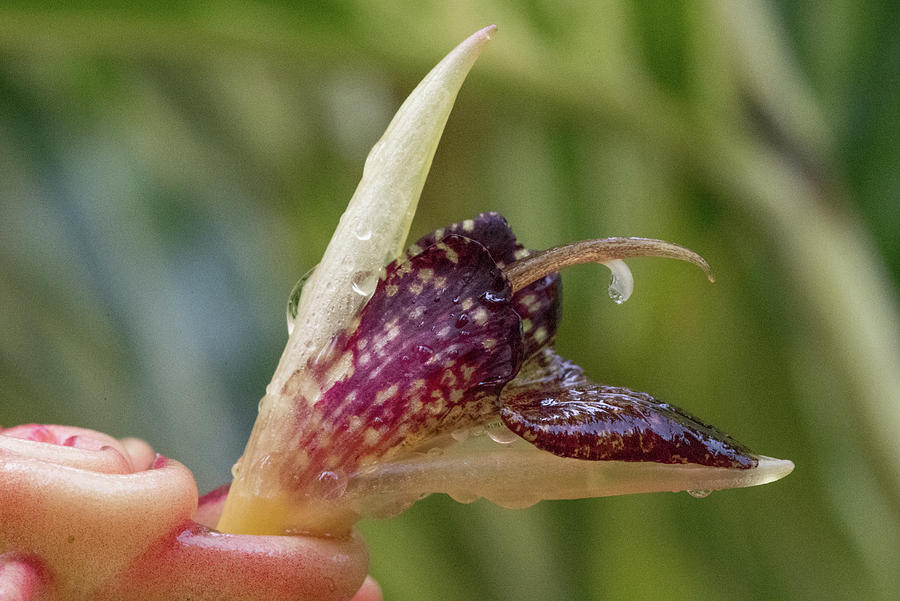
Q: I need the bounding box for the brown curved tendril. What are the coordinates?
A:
[503,237,715,294]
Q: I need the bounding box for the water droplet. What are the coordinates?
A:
[470,426,485,437]
[315,470,348,499]
[687,489,712,499]
[449,491,479,504]
[450,429,469,443]
[351,270,379,297]
[427,447,444,457]
[354,223,372,241]
[230,460,241,479]
[324,577,336,592]
[455,314,469,328]
[487,427,519,445]
[481,291,505,304]
[605,259,634,304]
[286,265,317,334]
[416,344,433,358]
[313,334,340,365]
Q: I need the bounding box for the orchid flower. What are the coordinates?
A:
[216,25,793,537]
[0,26,792,600]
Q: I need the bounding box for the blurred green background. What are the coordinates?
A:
[1,1,898,599]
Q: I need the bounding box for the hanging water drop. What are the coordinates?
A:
[286,265,317,334]
[315,470,349,500]
[449,491,479,504]
[450,429,469,443]
[604,259,634,304]
[487,426,519,445]
[351,270,379,297]
[687,489,712,499]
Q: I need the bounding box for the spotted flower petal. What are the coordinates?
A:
[406,212,562,357]
[286,233,523,485]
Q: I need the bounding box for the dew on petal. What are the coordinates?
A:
[351,270,380,298]
[286,266,316,335]
[486,425,519,445]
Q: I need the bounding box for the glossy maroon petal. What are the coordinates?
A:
[409,212,561,357]
[285,234,524,485]
[500,350,757,468]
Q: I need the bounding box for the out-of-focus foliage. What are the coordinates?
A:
[1,1,897,599]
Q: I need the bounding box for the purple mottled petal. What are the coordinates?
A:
[500,349,757,468]
[290,234,523,483]
[409,213,561,357]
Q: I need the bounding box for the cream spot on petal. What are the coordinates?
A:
[409,282,423,295]
[407,244,423,257]
[358,453,378,467]
[374,383,400,405]
[522,318,533,333]
[445,404,463,422]
[409,305,426,320]
[434,276,447,288]
[514,248,530,260]
[363,428,382,446]
[444,246,459,264]
[472,307,489,326]
[462,219,475,232]
[437,326,452,338]
[449,389,464,403]
[460,364,476,380]
[482,337,496,349]
[534,326,548,344]
[429,393,447,415]
[385,284,399,297]
[418,268,434,283]
[461,298,474,311]
[357,338,369,351]
[359,352,371,366]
